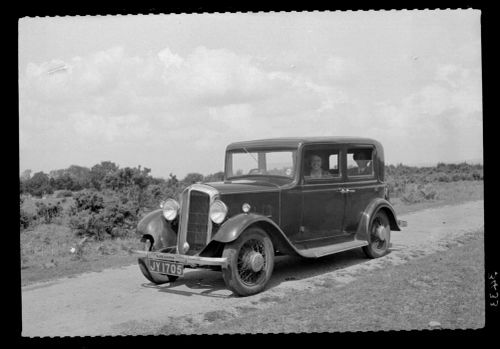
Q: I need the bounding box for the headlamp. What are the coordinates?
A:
[209,200,228,224]
[161,199,180,221]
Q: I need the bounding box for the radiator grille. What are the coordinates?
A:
[186,190,210,253]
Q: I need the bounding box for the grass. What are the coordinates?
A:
[168,230,484,334]
[390,180,483,215]
[20,224,143,285]
[20,180,483,286]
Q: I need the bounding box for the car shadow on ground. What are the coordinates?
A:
[265,247,376,290]
[140,247,388,298]
[140,269,234,298]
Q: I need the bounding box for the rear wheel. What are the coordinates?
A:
[222,227,274,296]
[362,211,391,258]
[138,238,178,284]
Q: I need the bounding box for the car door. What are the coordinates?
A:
[291,144,346,244]
[342,145,385,234]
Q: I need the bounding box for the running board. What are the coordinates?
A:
[297,240,368,258]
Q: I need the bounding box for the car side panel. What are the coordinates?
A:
[297,183,345,241]
[280,187,303,240]
[219,191,280,224]
[343,182,386,234]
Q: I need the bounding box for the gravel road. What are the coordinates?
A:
[21,200,484,337]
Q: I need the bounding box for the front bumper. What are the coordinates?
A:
[133,250,228,268]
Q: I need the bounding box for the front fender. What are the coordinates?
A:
[211,213,301,256]
[212,213,276,243]
[354,198,402,241]
[136,209,177,251]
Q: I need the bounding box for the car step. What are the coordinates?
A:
[297,240,368,258]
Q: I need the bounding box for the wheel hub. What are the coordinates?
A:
[375,225,387,241]
[245,251,265,272]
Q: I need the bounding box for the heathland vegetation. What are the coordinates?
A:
[19,161,483,284]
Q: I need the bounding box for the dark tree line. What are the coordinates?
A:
[19,161,224,199]
[19,162,225,235]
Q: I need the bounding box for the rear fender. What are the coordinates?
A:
[354,198,402,241]
[136,209,178,251]
[212,213,300,256]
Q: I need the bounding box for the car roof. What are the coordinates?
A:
[226,137,381,150]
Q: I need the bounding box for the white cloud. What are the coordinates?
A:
[19,11,482,176]
[20,45,348,145]
[70,112,150,144]
[158,46,274,107]
[369,63,482,164]
[19,37,482,174]
[20,44,354,176]
[323,55,359,82]
[158,47,183,69]
[208,104,253,127]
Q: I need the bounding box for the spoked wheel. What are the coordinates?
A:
[362,211,391,258]
[222,227,274,296]
[138,238,178,284]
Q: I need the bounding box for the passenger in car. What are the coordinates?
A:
[349,151,373,175]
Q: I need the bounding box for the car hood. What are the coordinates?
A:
[205,178,282,194]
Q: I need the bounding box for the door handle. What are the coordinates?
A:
[345,189,356,193]
[339,188,356,194]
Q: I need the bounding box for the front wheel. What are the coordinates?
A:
[362,211,391,258]
[138,238,178,284]
[222,227,274,296]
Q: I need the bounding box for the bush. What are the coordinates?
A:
[35,201,63,224]
[140,179,187,211]
[100,200,139,237]
[68,190,139,239]
[55,190,73,198]
[20,209,35,230]
[385,162,483,187]
[401,184,439,204]
[69,211,109,240]
[71,190,105,214]
[69,209,136,240]
[472,171,483,180]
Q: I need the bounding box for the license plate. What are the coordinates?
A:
[148,259,184,276]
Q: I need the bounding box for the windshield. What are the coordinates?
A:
[226,149,297,179]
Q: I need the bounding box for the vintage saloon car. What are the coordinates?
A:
[135,137,405,296]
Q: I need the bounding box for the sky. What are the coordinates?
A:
[19,10,483,179]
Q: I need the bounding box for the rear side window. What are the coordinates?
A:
[347,148,374,178]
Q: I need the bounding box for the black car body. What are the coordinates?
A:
[135,137,405,296]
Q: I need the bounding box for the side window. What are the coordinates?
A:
[303,147,341,182]
[347,148,374,178]
[328,153,340,175]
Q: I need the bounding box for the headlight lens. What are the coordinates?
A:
[161,199,180,221]
[209,200,228,224]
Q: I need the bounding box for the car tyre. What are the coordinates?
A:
[222,227,274,296]
[138,239,179,284]
[362,210,391,258]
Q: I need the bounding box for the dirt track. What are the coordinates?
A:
[21,200,484,337]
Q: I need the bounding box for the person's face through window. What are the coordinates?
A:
[311,156,322,171]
